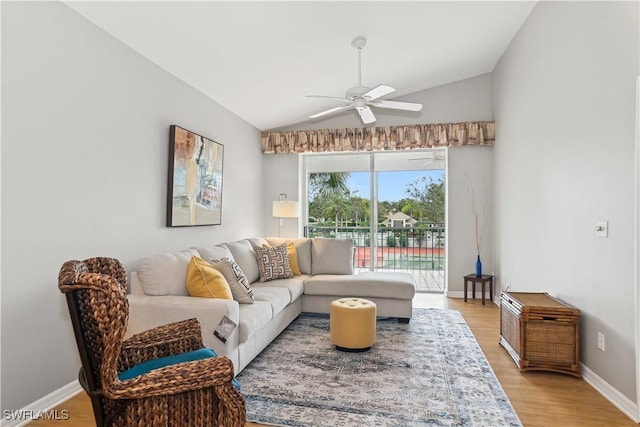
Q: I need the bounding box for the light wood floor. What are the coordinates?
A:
[30,294,637,427]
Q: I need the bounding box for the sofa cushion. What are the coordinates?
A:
[224,240,260,283]
[137,248,200,296]
[265,237,311,274]
[304,272,416,299]
[237,301,273,344]
[311,238,354,275]
[252,277,306,302]
[253,244,293,282]
[251,286,292,317]
[249,237,269,248]
[193,245,234,263]
[186,256,233,300]
[208,258,254,304]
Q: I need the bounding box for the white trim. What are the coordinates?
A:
[634,74,640,423]
[298,154,306,237]
[444,147,449,294]
[1,381,82,427]
[582,363,639,423]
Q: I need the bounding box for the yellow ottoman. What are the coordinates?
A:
[330,298,377,352]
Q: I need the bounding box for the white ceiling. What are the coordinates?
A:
[64,1,536,131]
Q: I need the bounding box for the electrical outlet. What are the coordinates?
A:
[597,332,605,351]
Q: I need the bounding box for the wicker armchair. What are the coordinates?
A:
[58,257,246,426]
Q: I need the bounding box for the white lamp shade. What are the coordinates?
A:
[272,200,299,218]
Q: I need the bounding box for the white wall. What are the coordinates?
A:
[447,147,493,296]
[493,1,639,401]
[263,154,301,237]
[1,2,263,411]
[263,74,494,293]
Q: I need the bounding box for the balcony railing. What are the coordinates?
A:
[305,224,445,293]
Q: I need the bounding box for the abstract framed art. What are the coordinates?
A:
[167,125,224,226]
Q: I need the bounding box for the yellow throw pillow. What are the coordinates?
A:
[263,242,302,276]
[286,243,302,276]
[186,256,233,299]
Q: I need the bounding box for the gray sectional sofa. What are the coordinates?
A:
[125,237,416,374]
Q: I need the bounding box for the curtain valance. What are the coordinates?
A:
[261,121,494,154]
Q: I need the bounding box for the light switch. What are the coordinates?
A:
[595,221,608,237]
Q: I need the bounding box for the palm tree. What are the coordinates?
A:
[349,195,368,226]
[322,193,352,235]
[309,172,350,199]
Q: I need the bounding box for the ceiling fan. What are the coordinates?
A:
[307,37,423,124]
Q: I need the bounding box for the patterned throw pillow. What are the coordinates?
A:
[208,257,254,304]
[253,244,294,282]
[263,242,302,276]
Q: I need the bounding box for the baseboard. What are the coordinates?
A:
[581,363,639,423]
[445,290,499,306]
[1,380,82,427]
[445,290,465,299]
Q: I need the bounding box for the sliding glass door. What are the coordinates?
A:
[303,150,446,293]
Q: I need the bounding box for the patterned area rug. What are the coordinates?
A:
[236,308,522,427]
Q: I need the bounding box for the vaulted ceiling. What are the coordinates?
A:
[65,1,536,131]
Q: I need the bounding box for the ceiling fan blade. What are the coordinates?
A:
[306,95,349,101]
[356,106,376,124]
[374,100,423,111]
[364,85,395,101]
[309,104,353,119]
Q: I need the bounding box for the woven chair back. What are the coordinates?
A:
[59,257,128,427]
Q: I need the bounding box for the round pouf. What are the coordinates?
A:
[330,298,377,352]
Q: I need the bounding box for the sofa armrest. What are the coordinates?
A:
[126,294,241,371]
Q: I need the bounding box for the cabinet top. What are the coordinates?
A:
[501,291,579,313]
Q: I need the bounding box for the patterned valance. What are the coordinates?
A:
[261,121,494,154]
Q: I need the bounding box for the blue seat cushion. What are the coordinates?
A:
[118,348,240,390]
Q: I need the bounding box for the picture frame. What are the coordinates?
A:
[167,125,224,227]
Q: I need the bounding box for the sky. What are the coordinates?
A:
[348,170,444,202]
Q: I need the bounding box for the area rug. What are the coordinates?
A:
[236,308,522,427]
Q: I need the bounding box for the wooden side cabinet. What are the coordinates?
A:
[499,291,581,378]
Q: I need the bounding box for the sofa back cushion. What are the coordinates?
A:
[311,238,354,275]
[223,239,260,283]
[265,237,312,275]
[193,244,234,263]
[137,248,200,295]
